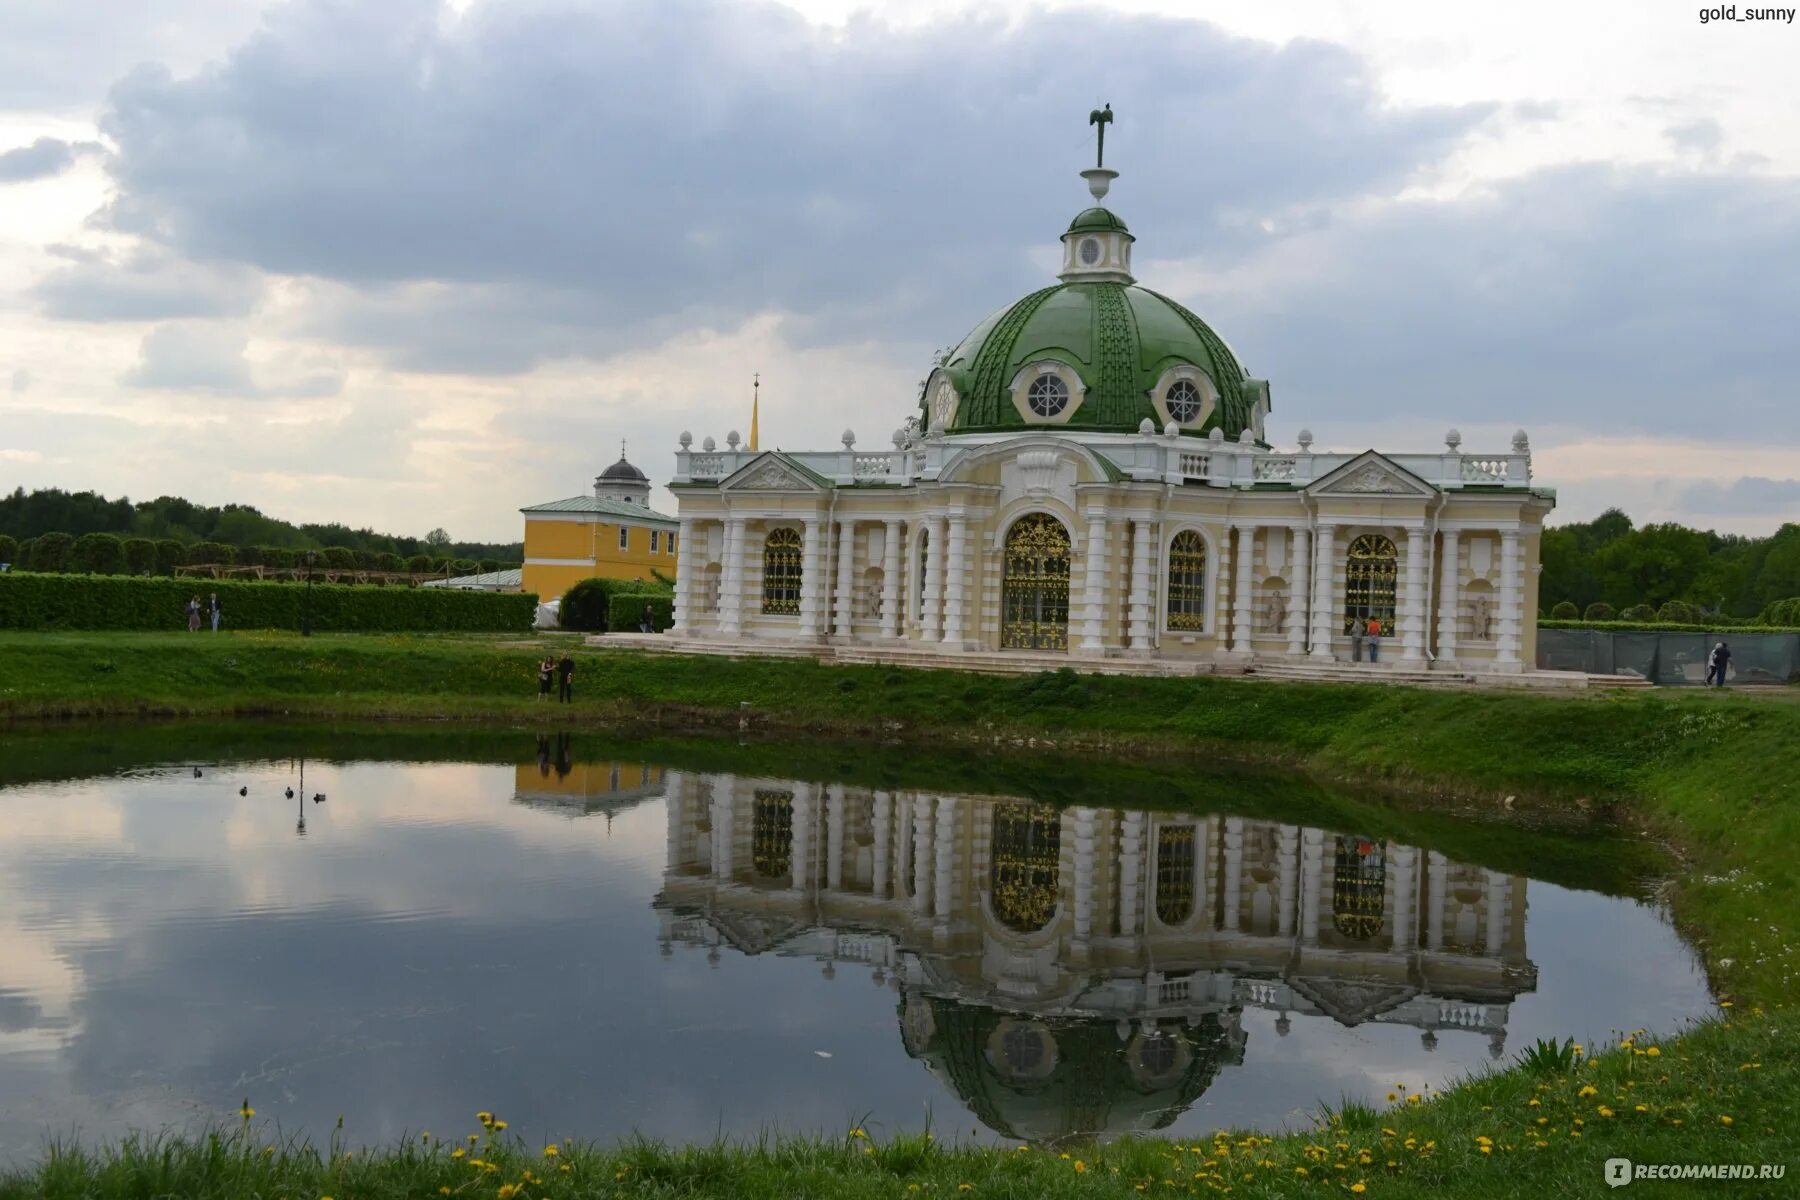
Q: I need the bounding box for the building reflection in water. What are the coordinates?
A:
[653,773,1536,1144]
[513,734,668,823]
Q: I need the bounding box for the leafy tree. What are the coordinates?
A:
[321,546,357,569]
[122,537,156,574]
[153,539,186,576]
[559,577,622,631]
[0,534,16,568]
[27,531,74,572]
[405,554,433,573]
[477,558,501,574]
[375,552,403,572]
[186,541,236,566]
[1583,601,1616,621]
[425,528,452,552]
[72,532,126,574]
[1656,599,1703,623]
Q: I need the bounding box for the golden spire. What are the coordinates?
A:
[749,372,760,451]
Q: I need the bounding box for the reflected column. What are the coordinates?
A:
[711,775,737,881]
[1426,851,1449,950]
[1118,811,1145,936]
[1070,806,1098,945]
[1390,845,1417,951]
[1222,818,1245,932]
[1276,824,1298,937]
[791,784,816,894]
[872,790,893,899]
[826,785,846,893]
[933,796,959,929]
[1484,870,1509,955]
[1299,827,1324,943]
[911,796,934,915]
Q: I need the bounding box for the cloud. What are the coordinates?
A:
[87,0,1491,372]
[1676,476,1800,518]
[8,369,28,394]
[1666,117,1724,155]
[121,321,345,398]
[0,137,103,184]
[33,247,264,322]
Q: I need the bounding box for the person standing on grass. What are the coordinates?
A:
[186,596,202,632]
[536,655,554,701]
[557,653,575,703]
[208,593,221,632]
[1348,615,1365,662]
[1710,640,1732,688]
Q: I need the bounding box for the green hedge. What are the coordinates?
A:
[0,572,537,632]
[560,576,675,632]
[608,592,674,633]
[1539,619,1800,634]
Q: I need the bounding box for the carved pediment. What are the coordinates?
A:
[719,453,826,493]
[1307,452,1436,499]
[1288,976,1418,1027]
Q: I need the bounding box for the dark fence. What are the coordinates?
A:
[1538,629,1800,685]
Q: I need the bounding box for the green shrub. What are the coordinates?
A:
[186,541,235,567]
[1621,603,1658,622]
[1583,601,1616,621]
[608,591,674,633]
[0,534,17,568]
[28,532,74,572]
[477,558,501,574]
[122,537,156,575]
[153,539,185,576]
[0,572,538,632]
[70,533,124,574]
[1656,599,1702,624]
[1549,600,1578,620]
[236,545,265,567]
[559,577,627,631]
[321,546,357,569]
[405,554,433,573]
[1760,597,1800,626]
[375,552,403,572]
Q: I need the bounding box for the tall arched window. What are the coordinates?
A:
[1332,834,1386,941]
[1166,531,1208,631]
[1155,824,1197,925]
[761,527,802,615]
[1345,534,1398,635]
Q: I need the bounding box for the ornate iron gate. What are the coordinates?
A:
[1344,533,1398,635]
[1000,514,1071,651]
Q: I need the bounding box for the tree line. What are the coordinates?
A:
[0,487,521,563]
[1540,510,1800,623]
[0,531,508,579]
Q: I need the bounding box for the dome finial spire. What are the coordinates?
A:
[1081,105,1119,204]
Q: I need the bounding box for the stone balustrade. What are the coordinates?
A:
[671,430,1533,492]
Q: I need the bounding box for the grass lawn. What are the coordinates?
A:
[1,631,1795,1197]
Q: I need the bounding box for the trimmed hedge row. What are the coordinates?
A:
[0,572,537,632]
[1539,619,1800,634]
[608,592,675,633]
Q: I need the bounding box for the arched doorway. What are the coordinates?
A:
[1001,514,1071,650]
[1344,534,1398,636]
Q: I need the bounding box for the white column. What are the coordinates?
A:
[831,520,857,638]
[1484,871,1509,954]
[1426,851,1448,950]
[1118,811,1145,935]
[1299,827,1324,943]
[1391,845,1417,951]
[1286,527,1310,656]
[1402,526,1428,661]
[1230,524,1257,653]
[670,517,697,633]
[826,785,846,893]
[1309,524,1337,660]
[1222,817,1244,931]
[933,796,958,921]
[796,518,825,638]
[921,516,946,643]
[790,785,816,893]
[942,509,969,647]
[1437,530,1461,663]
[911,796,934,914]
[1070,806,1098,943]
[872,791,893,898]
[710,776,737,881]
[881,519,902,638]
[1078,503,1110,654]
[1496,529,1523,669]
[1127,518,1153,652]
[717,517,746,637]
[1276,824,1298,937]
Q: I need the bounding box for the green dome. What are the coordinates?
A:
[1067,206,1131,235]
[928,282,1262,439]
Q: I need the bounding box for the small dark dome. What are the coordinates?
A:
[599,455,647,483]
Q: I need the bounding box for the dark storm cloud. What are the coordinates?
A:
[0,136,101,183]
[1216,163,1800,438]
[89,0,1489,371]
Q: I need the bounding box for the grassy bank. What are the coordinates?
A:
[4,1012,1790,1199]
[1,631,1795,1195]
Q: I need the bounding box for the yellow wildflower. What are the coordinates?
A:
[1578,1085,1598,1098]
[1295,1167,1309,1177]
[851,1128,866,1139]
[959,1186,974,1193]
[560,1164,571,1172]
[1645,1046,1661,1057]
[544,1144,559,1157]
[1073,1161,1087,1174]
[1385,1092,1397,1102]
[498,1186,519,1200]
[494,1120,508,1131]
[1720,1115,1734,1126]
[1380,1128,1396,1137]
[1598,1107,1615,1119]
[450,1148,466,1160]
[1351,1185,1367,1195]
[477,1111,494,1126]
[240,1100,255,1120]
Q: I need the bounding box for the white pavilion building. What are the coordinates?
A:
[662,130,1553,676]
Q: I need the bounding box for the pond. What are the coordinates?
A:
[0,728,1714,1160]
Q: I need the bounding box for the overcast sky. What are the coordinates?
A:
[1,0,1797,541]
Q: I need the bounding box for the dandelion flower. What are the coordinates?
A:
[1386,1093,1397,1102]
[1073,1160,1087,1174]
[1351,1185,1367,1195]
[851,1128,867,1139]
[1598,1107,1615,1119]
[544,1144,559,1157]
[240,1100,255,1120]
[1645,1046,1661,1057]
[1578,1085,1598,1098]
[494,1120,508,1131]
[477,1111,494,1126]
[451,1148,466,1160]
[1720,1115,1734,1126]
[959,1186,974,1193]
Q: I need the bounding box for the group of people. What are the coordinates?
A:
[1347,615,1385,662]
[185,593,221,632]
[536,653,577,702]
[1708,640,1732,687]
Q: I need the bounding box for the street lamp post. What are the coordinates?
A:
[302,549,317,637]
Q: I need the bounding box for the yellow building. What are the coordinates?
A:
[520,450,679,602]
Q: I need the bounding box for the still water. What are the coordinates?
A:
[0,734,1713,1159]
